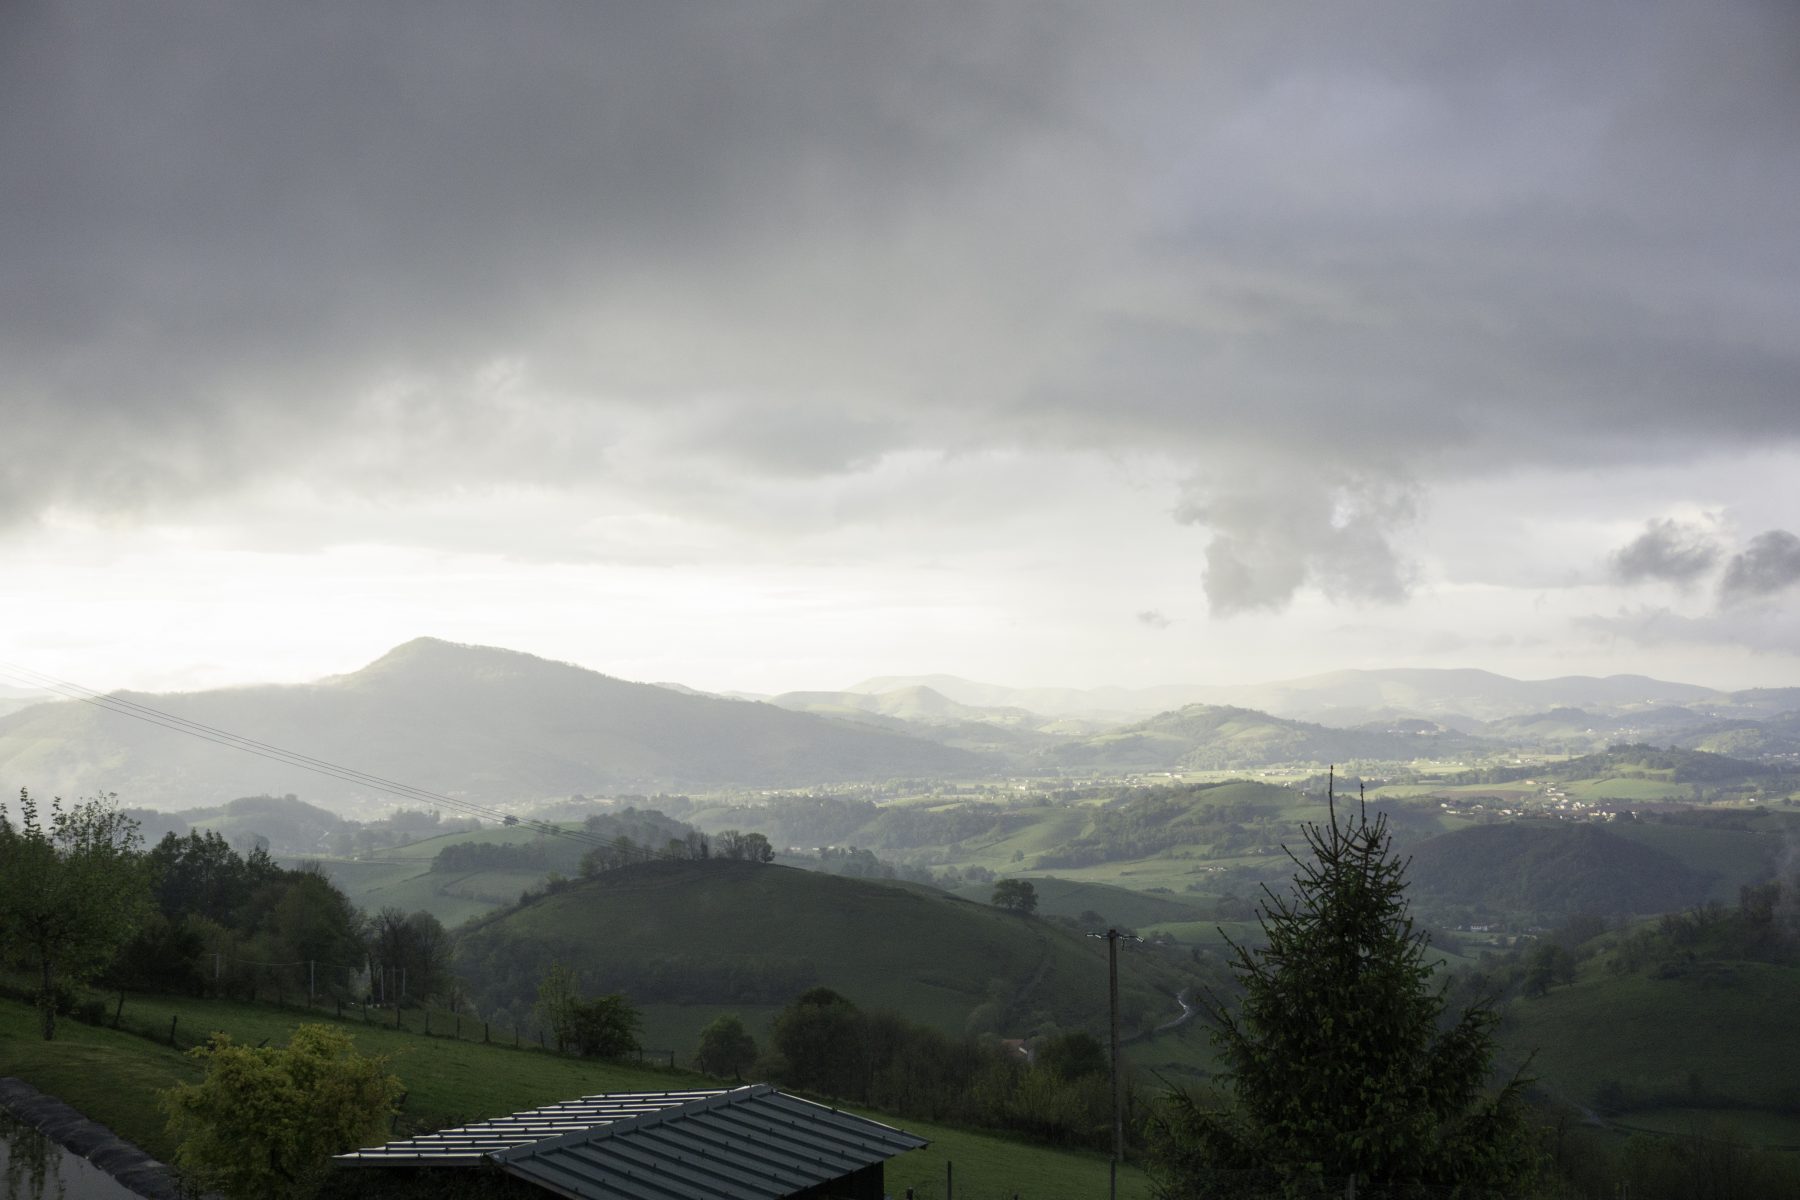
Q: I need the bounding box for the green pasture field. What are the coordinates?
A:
[299,822,594,925]
[633,1002,782,1063]
[1137,919,1263,947]
[1499,960,1800,1142]
[0,994,1151,1200]
[1561,776,1688,802]
[303,857,545,927]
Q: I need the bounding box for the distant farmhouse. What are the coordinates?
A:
[335,1085,926,1200]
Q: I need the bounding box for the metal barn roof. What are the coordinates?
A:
[334,1084,927,1200]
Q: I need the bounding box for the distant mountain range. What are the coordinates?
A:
[842,668,1771,724]
[0,639,979,812]
[2,640,1795,813]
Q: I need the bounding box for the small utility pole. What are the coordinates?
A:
[1108,927,1122,1200]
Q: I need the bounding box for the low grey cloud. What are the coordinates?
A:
[1610,518,1722,584]
[2,0,1797,581]
[1176,471,1417,615]
[1136,610,1173,630]
[1721,530,1800,603]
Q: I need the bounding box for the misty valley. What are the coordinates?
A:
[5,639,1800,1199]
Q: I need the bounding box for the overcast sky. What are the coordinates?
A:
[3,1,1798,697]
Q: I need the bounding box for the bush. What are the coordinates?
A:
[161,1024,403,1199]
[694,1014,758,1079]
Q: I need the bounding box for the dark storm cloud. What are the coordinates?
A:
[1610,518,1723,585]
[1721,531,1800,603]
[4,1,1798,611]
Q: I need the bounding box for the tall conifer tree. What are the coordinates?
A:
[1149,774,1534,1198]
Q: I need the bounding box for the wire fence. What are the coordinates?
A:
[0,970,680,1071]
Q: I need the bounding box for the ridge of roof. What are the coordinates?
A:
[490,1085,778,1163]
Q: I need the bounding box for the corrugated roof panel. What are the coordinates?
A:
[336,1085,926,1200]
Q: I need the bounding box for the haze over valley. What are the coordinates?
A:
[4,4,1800,1196]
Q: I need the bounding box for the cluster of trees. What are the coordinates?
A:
[130,796,482,860]
[694,794,879,850]
[575,827,777,874]
[121,830,404,1007]
[713,829,776,862]
[534,964,639,1058]
[0,791,150,1038]
[991,878,1038,913]
[761,988,1116,1150]
[0,791,467,1039]
[805,845,937,886]
[1605,880,1800,977]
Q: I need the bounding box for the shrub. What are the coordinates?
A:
[161,1024,403,1200]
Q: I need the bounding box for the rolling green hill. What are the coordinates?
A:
[1049,705,1494,772]
[453,860,1204,1054]
[1500,960,1800,1145]
[0,638,986,812]
[1406,823,1718,919]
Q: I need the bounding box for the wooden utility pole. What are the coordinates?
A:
[1109,927,1122,1200]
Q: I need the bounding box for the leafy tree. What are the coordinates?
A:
[146,829,281,927]
[534,962,639,1057]
[567,993,641,1059]
[105,910,207,995]
[1147,785,1534,1198]
[535,962,581,1050]
[715,830,777,863]
[1523,942,1576,997]
[161,1023,403,1200]
[369,907,452,1004]
[269,870,366,980]
[1035,1030,1108,1083]
[771,987,867,1098]
[0,790,151,1039]
[991,878,1038,914]
[695,1013,759,1079]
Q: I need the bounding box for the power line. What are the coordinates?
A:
[0,659,695,866]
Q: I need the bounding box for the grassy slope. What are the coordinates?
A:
[948,876,1206,928]
[456,861,1195,1043]
[1500,961,1800,1127]
[302,824,583,926]
[0,994,1148,1200]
